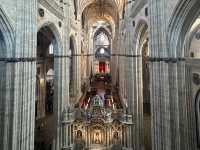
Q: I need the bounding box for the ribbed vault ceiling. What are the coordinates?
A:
[78,0,125,15]
[80,0,126,32]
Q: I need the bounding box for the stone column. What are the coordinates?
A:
[149,0,172,149]
[62,124,68,148]
[54,1,71,149]
[72,124,74,145]
[149,61,171,150]
[69,125,72,146]
[126,126,128,147]
[167,61,196,150]
[126,17,144,149]
[0,62,16,150]
[10,0,37,150]
[184,62,197,150]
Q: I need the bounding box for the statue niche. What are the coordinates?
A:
[74,130,85,150]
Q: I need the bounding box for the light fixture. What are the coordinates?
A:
[100,48,105,54]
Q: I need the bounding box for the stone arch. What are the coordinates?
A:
[167,1,200,149]
[0,6,14,150]
[134,19,148,55]
[93,27,112,39]
[79,0,120,21]
[131,19,151,149]
[35,23,63,149]
[0,6,14,57]
[185,23,200,58]
[133,19,149,107]
[93,28,112,50]
[38,22,62,55]
[167,0,200,57]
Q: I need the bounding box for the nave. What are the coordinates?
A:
[1,0,200,150]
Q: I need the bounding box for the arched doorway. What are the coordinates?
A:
[35,25,59,150]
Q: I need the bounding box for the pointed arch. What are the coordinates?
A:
[0,6,15,150]
[167,0,200,57]
[38,22,62,55]
[0,6,14,57]
[133,19,148,55]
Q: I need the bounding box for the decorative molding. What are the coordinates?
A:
[148,57,186,63]
[111,54,141,57]
[193,73,200,85]
[38,0,64,20]
[38,8,45,17]
[0,57,36,62]
[130,0,147,18]
[54,55,71,58]
[58,21,62,27]
[196,31,200,40]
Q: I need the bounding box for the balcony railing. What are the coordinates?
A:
[62,108,133,125]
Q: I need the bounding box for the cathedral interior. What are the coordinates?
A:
[1,0,200,150]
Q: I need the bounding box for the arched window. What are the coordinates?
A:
[94,32,110,49]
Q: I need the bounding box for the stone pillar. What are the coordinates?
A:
[62,124,68,148]
[167,61,196,150]
[184,62,197,150]
[149,61,171,150]
[124,13,146,149]
[125,126,128,147]
[54,1,71,149]
[9,0,37,150]
[0,62,16,150]
[69,125,72,146]
[71,124,74,144]
[149,0,173,149]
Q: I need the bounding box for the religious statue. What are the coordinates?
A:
[76,130,82,139]
[95,132,101,144]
